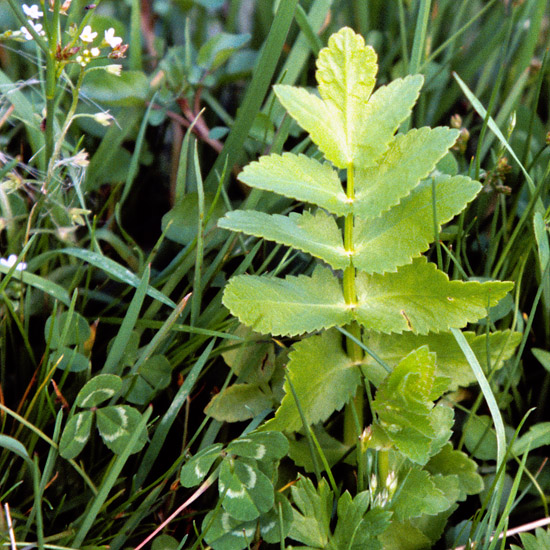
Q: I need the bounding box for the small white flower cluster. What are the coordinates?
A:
[75,26,125,67]
[20,4,45,40]
[0,254,27,272]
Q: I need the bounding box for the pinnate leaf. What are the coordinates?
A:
[354,127,459,219]
[219,209,349,269]
[354,176,480,273]
[354,257,513,334]
[222,266,350,336]
[237,153,349,216]
[264,330,361,432]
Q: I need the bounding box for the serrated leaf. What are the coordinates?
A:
[379,520,432,550]
[264,330,361,432]
[330,492,390,550]
[180,444,223,487]
[222,265,350,337]
[226,431,289,461]
[76,374,123,408]
[353,176,481,274]
[354,127,459,219]
[237,153,349,216]
[219,209,349,269]
[315,27,378,169]
[354,257,513,334]
[205,384,273,422]
[390,468,450,521]
[372,347,445,463]
[289,477,333,548]
[426,444,484,500]
[274,85,349,168]
[219,458,274,521]
[362,330,521,389]
[96,405,148,455]
[59,411,93,460]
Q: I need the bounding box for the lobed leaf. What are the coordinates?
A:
[222,265,350,336]
[354,127,459,219]
[353,175,481,273]
[219,209,349,269]
[354,257,513,334]
[264,330,362,432]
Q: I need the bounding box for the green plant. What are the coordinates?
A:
[216,27,520,548]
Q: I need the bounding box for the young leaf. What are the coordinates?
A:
[354,127,459,220]
[76,374,123,408]
[353,176,481,274]
[354,257,513,334]
[218,457,275,521]
[288,477,333,548]
[264,330,362,432]
[59,411,94,460]
[95,405,148,455]
[237,153,349,216]
[222,265,350,336]
[220,209,348,269]
[180,443,224,487]
[372,346,448,464]
[362,330,522,389]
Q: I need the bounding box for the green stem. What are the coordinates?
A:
[343,163,364,446]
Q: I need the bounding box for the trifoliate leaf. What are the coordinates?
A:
[219,457,274,521]
[95,405,148,455]
[219,209,349,269]
[237,153,349,216]
[354,257,513,334]
[264,330,362,432]
[76,374,123,408]
[353,176,481,274]
[274,85,349,168]
[222,266,350,337]
[124,354,173,405]
[180,443,223,487]
[354,127,459,219]
[226,431,289,461]
[426,443,484,500]
[59,411,93,460]
[361,330,521,389]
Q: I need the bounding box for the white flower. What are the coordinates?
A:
[80,25,97,43]
[20,21,44,40]
[90,47,100,57]
[22,4,43,19]
[104,28,122,48]
[93,112,114,126]
[105,64,122,76]
[0,254,27,271]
